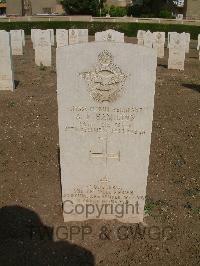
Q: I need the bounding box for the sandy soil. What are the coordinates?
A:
[0,37,200,266]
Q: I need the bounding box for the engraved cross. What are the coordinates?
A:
[89,137,120,166]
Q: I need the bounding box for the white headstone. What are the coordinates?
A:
[10,30,23,55]
[31,29,38,49]
[180,32,187,52]
[78,29,89,43]
[168,32,177,48]
[176,14,183,20]
[48,29,55,46]
[21,30,25,46]
[0,31,14,91]
[68,29,89,45]
[35,30,51,67]
[153,32,165,58]
[168,32,187,53]
[31,29,35,42]
[56,42,157,223]
[56,29,69,48]
[69,29,79,45]
[168,33,185,70]
[185,33,190,53]
[137,30,146,46]
[197,34,200,50]
[144,31,153,48]
[95,29,124,43]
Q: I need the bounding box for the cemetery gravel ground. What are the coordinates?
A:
[0,37,200,266]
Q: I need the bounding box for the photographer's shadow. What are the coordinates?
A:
[0,205,94,266]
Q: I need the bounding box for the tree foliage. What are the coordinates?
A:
[61,0,105,16]
[128,0,175,18]
[101,5,127,17]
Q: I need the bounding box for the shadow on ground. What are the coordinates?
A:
[14,80,20,89]
[158,63,167,69]
[182,83,200,93]
[0,206,94,266]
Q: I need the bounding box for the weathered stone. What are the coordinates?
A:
[35,30,51,67]
[78,29,88,43]
[48,29,55,46]
[95,29,124,43]
[137,30,146,46]
[185,33,190,53]
[144,31,153,48]
[56,42,157,223]
[153,32,165,58]
[197,34,200,50]
[168,33,185,70]
[21,30,25,46]
[31,29,39,49]
[69,29,88,45]
[69,29,79,45]
[10,30,23,55]
[0,31,14,91]
[168,32,177,48]
[56,29,69,48]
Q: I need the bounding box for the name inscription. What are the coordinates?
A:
[65,105,146,135]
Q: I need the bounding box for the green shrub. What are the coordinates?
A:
[101,5,127,17]
[159,10,173,19]
[101,5,109,17]
[0,21,199,39]
[61,0,99,16]
[109,6,127,17]
[127,5,141,17]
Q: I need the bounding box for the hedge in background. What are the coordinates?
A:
[0,21,199,39]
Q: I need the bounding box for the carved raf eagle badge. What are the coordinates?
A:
[80,50,128,103]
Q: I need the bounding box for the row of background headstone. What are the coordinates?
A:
[32,29,89,48]
[137,30,194,70]
[0,29,199,91]
[31,29,200,70]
